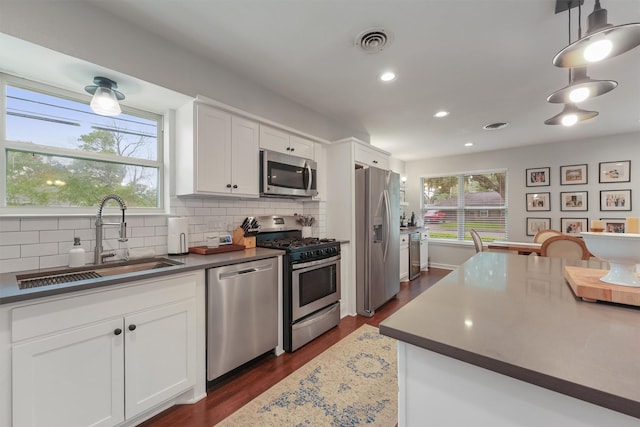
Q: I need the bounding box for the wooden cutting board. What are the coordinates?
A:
[188,244,245,255]
[564,266,640,306]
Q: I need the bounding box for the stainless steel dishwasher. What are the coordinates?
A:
[207,257,278,381]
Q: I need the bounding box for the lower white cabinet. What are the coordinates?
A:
[420,230,429,271]
[400,234,409,281]
[10,272,200,427]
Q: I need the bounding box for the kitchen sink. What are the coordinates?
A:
[17,257,184,290]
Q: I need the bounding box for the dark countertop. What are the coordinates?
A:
[399,226,428,234]
[0,248,285,305]
[379,252,640,419]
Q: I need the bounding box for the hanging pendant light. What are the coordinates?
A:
[547,67,617,103]
[84,76,125,116]
[544,103,598,126]
[553,0,640,67]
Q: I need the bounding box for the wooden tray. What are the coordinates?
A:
[564,266,640,307]
[188,244,245,255]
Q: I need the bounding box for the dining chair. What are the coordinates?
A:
[533,229,563,243]
[469,229,484,253]
[540,235,590,260]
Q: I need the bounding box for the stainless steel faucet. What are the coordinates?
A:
[95,194,128,264]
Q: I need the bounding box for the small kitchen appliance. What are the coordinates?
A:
[255,215,340,352]
[260,149,318,198]
[167,217,189,255]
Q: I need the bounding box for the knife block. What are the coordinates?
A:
[232,227,256,248]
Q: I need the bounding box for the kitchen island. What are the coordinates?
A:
[380,251,639,426]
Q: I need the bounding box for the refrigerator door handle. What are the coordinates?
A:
[383,189,391,260]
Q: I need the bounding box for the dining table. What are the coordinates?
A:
[487,240,542,255]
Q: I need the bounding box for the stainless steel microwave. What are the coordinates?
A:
[260,149,318,198]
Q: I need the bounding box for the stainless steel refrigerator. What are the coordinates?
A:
[355,166,400,317]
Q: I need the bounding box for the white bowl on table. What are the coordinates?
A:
[580,232,640,287]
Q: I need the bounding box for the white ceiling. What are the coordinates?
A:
[34,1,640,160]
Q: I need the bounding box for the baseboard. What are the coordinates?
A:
[428,262,456,271]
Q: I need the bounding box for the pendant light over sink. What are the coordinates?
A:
[553,0,640,68]
[84,76,125,116]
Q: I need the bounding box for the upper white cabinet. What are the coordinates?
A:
[354,143,390,170]
[259,124,315,160]
[176,102,260,197]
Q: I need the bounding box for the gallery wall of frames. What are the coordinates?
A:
[524,160,631,236]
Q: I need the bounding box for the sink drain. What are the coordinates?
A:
[19,271,102,289]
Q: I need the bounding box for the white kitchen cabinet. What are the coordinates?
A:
[354,142,390,170]
[176,102,259,197]
[400,234,409,281]
[9,271,201,427]
[259,124,315,160]
[420,230,429,271]
[12,318,125,427]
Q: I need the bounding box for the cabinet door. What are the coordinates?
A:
[195,105,232,194]
[420,234,429,271]
[230,116,260,197]
[289,134,315,159]
[354,144,390,169]
[259,124,290,153]
[124,299,196,419]
[12,319,125,427]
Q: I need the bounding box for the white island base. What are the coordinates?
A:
[398,342,639,427]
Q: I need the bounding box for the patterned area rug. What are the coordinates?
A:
[215,324,398,426]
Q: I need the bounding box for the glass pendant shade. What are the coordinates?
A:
[544,103,598,126]
[90,87,122,116]
[547,67,617,103]
[553,1,640,67]
[84,76,125,117]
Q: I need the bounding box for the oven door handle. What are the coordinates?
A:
[292,255,341,270]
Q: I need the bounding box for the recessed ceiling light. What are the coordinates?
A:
[464,142,474,147]
[434,111,449,118]
[380,71,396,82]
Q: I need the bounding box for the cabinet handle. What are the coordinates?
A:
[114,328,122,336]
[128,324,137,331]
[226,184,232,188]
[373,160,378,164]
[286,147,291,151]
[290,147,295,152]
[233,184,238,189]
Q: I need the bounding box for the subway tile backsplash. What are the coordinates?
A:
[0,196,325,274]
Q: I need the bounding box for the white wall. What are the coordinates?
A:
[404,132,640,269]
[0,1,367,143]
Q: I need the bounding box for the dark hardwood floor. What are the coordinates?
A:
[140,268,450,427]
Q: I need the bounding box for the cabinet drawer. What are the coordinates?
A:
[12,271,200,342]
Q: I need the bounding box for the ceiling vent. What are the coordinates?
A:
[483,122,510,131]
[355,28,392,53]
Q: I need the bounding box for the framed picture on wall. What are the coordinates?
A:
[601,218,626,233]
[560,164,587,185]
[526,217,551,236]
[560,191,588,211]
[600,189,631,211]
[599,160,630,183]
[526,192,550,211]
[561,218,588,236]
[526,167,550,187]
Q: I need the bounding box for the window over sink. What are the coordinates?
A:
[422,170,508,242]
[0,74,164,215]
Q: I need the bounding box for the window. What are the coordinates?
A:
[1,75,164,215]
[422,170,507,242]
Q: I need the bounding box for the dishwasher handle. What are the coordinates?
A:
[218,263,273,280]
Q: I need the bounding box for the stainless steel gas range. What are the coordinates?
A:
[255,216,341,352]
